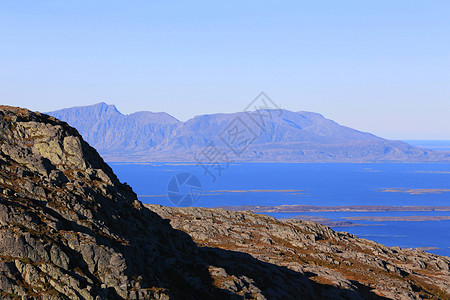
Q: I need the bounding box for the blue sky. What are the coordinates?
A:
[1,1,449,139]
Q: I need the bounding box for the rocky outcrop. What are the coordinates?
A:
[147,205,450,300]
[0,106,216,299]
[0,105,449,299]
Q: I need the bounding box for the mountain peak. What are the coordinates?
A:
[128,111,180,124]
[87,102,121,114]
[93,101,108,106]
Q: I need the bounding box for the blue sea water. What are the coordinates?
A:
[110,163,450,256]
[265,211,450,256]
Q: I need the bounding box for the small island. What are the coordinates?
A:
[216,204,450,213]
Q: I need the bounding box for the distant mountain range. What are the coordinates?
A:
[48,102,450,162]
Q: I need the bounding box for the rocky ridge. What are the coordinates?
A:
[0,105,448,299]
[147,205,450,300]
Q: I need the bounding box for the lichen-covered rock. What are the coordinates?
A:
[0,106,222,299]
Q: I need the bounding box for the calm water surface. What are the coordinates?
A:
[110,163,450,256]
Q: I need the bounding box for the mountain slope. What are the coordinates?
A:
[49,102,180,153]
[0,105,449,299]
[48,103,450,162]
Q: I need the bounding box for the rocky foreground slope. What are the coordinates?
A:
[147,205,450,299]
[0,105,449,299]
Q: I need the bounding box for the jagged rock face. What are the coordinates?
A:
[0,105,449,300]
[0,106,220,299]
